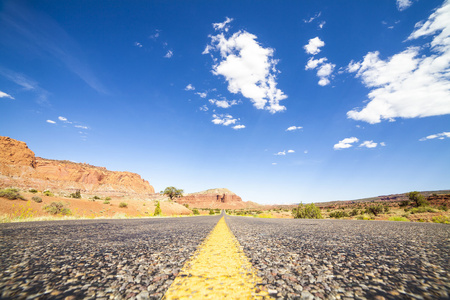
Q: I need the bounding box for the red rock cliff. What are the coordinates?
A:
[176,188,247,209]
[0,136,155,195]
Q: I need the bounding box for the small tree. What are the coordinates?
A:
[408,191,428,207]
[209,209,215,215]
[162,186,184,200]
[154,201,162,216]
[292,203,322,219]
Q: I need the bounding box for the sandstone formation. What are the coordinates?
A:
[176,188,251,209]
[0,136,155,195]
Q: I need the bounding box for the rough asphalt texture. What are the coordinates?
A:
[0,216,220,300]
[225,216,450,300]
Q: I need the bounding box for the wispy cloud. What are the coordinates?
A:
[347,1,450,124]
[359,141,378,148]
[46,120,56,124]
[213,17,233,32]
[232,125,245,130]
[0,1,107,94]
[304,12,321,24]
[275,151,286,156]
[419,131,450,141]
[74,125,89,130]
[397,0,413,11]
[211,114,237,126]
[204,18,287,113]
[185,84,195,91]
[196,92,207,98]
[334,137,359,150]
[199,105,209,112]
[209,98,239,108]
[286,126,303,131]
[134,42,143,48]
[287,149,295,153]
[0,91,14,99]
[58,116,71,123]
[164,50,173,58]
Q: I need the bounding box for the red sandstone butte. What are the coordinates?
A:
[0,136,155,195]
[176,188,251,209]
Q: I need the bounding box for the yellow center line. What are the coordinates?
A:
[163,216,270,299]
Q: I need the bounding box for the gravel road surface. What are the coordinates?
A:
[0,216,220,299]
[226,216,450,299]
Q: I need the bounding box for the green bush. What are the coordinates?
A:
[105,197,111,200]
[0,188,25,200]
[365,204,384,216]
[93,196,100,200]
[103,200,110,204]
[43,190,54,197]
[29,189,38,194]
[119,202,128,208]
[399,200,410,207]
[209,209,215,215]
[32,196,43,203]
[389,216,409,222]
[383,205,390,213]
[409,206,437,214]
[432,215,449,224]
[192,208,200,215]
[329,210,348,218]
[408,191,428,207]
[183,203,189,209]
[70,190,81,198]
[292,203,322,219]
[349,208,359,216]
[356,215,374,220]
[43,202,71,215]
[154,201,162,216]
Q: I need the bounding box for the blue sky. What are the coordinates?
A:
[1,0,449,204]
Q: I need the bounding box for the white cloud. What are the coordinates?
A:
[134,42,143,48]
[233,124,245,130]
[199,105,209,111]
[305,57,335,86]
[196,92,207,98]
[211,114,237,126]
[347,1,450,123]
[213,17,233,32]
[58,116,71,123]
[333,137,359,150]
[272,162,277,165]
[304,37,325,55]
[286,126,303,131]
[74,125,89,130]
[164,50,173,58]
[419,131,450,141]
[185,84,195,91]
[319,21,326,29]
[209,99,239,108]
[149,30,161,40]
[46,120,56,124]
[275,151,286,156]
[380,142,386,146]
[359,140,378,148]
[204,23,287,113]
[397,0,413,11]
[287,149,295,153]
[0,91,14,99]
[304,12,321,24]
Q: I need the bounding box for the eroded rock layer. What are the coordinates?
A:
[0,136,155,195]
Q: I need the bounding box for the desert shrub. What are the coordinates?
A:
[103,200,110,204]
[43,190,54,197]
[209,209,215,215]
[183,203,189,208]
[408,191,428,207]
[432,215,449,224]
[438,204,448,211]
[356,215,374,220]
[105,197,111,200]
[70,190,81,198]
[192,208,200,215]
[292,203,322,219]
[409,206,437,214]
[383,205,390,213]
[93,195,100,200]
[389,216,409,222]
[29,189,38,194]
[349,208,359,216]
[154,201,162,216]
[365,204,384,216]
[399,200,410,207]
[119,202,128,208]
[43,202,71,215]
[0,188,25,200]
[32,196,43,203]
[329,210,348,218]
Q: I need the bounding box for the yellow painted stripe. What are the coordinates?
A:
[163,216,270,299]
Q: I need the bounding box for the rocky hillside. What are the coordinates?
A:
[176,188,257,209]
[0,136,155,195]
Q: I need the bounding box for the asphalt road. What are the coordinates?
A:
[226,216,450,299]
[1,215,449,299]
